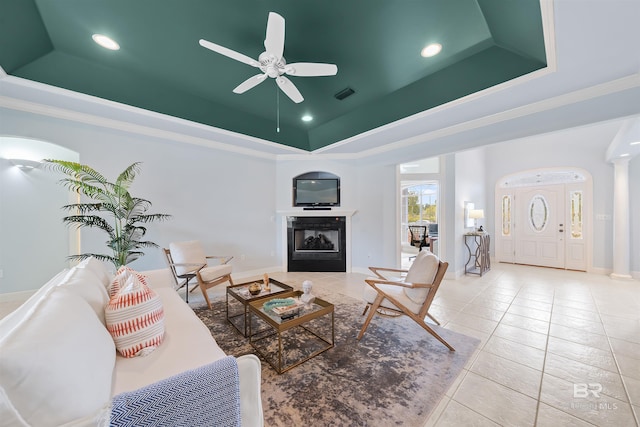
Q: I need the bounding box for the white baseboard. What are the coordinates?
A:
[351,267,371,276]
[588,266,611,275]
[231,266,285,282]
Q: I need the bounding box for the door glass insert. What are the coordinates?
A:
[570,191,583,239]
[501,195,512,236]
[529,195,548,232]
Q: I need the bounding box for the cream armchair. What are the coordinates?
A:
[357,250,454,351]
[166,240,234,309]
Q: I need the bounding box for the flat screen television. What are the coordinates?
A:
[293,172,340,207]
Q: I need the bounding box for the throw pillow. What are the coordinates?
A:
[75,256,113,288]
[0,288,115,426]
[0,269,68,335]
[403,250,439,304]
[108,266,148,298]
[56,266,110,325]
[105,269,165,358]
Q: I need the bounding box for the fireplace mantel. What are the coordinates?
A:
[276,209,357,218]
[276,209,357,272]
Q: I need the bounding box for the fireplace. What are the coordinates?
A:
[287,216,346,272]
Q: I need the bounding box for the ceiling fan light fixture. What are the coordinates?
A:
[92,34,120,50]
[301,115,313,122]
[199,12,337,105]
[421,43,442,58]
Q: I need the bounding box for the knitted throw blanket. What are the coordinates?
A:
[110,356,241,427]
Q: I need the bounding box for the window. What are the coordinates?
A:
[529,195,549,232]
[501,195,512,236]
[570,191,583,239]
[401,182,439,242]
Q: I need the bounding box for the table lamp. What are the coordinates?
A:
[469,209,484,232]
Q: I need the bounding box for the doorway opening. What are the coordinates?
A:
[399,157,440,269]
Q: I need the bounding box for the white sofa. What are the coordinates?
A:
[0,258,263,427]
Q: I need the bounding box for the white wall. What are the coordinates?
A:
[274,157,394,272]
[483,119,634,273]
[453,148,487,275]
[352,162,398,270]
[2,107,637,294]
[0,160,70,293]
[0,138,78,293]
[1,108,279,293]
[630,155,639,276]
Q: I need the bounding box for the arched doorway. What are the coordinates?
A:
[494,167,592,271]
[0,137,79,294]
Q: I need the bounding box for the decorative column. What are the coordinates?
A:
[610,157,632,280]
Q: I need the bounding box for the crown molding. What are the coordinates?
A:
[348,72,640,160]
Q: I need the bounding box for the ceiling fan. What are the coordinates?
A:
[199,12,337,104]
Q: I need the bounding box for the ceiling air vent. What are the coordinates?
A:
[334,87,355,100]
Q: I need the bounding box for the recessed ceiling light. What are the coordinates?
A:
[631,141,640,146]
[301,115,313,122]
[421,43,442,58]
[620,153,630,157]
[92,34,120,50]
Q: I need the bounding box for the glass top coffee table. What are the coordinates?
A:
[248,290,334,374]
[226,278,293,337]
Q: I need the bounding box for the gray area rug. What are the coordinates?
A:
[193,293,480,427]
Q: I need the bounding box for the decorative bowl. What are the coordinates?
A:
[248,283,262,295]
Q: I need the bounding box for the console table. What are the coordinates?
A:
[464,233,491,276]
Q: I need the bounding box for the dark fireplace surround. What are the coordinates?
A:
[287,216,346,272]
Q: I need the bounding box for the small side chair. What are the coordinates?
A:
[408,225,429,251]
[357,250,454,351]
[165,240,234,309]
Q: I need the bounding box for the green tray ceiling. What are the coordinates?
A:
[0,0,546,151]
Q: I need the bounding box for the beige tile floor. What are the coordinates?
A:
[2,262,639,426]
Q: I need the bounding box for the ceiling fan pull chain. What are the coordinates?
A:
[276,85,280,133]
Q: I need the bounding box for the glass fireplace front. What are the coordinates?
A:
[287,216,346,272]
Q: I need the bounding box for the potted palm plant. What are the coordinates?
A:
[45,160,171,269]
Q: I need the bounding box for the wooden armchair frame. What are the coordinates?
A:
[357,260,454,351]
[164,248,234,307]
[195,255,234,310]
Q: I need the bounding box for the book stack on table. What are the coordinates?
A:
[272,301,304,319]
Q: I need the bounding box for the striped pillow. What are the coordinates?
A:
[108,266,148,298]
[105,269,165,358]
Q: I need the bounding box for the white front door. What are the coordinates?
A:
[515,186,565,268]
[494,169,589,271]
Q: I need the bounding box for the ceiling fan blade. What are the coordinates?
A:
[264,12,285,60]
[199,39,258,67]
[276,76,303,103]
[233,74,267,94]
[285,62,338,77]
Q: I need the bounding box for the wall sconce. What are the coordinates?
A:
[9,159,43,171]
[469,209,485,232]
